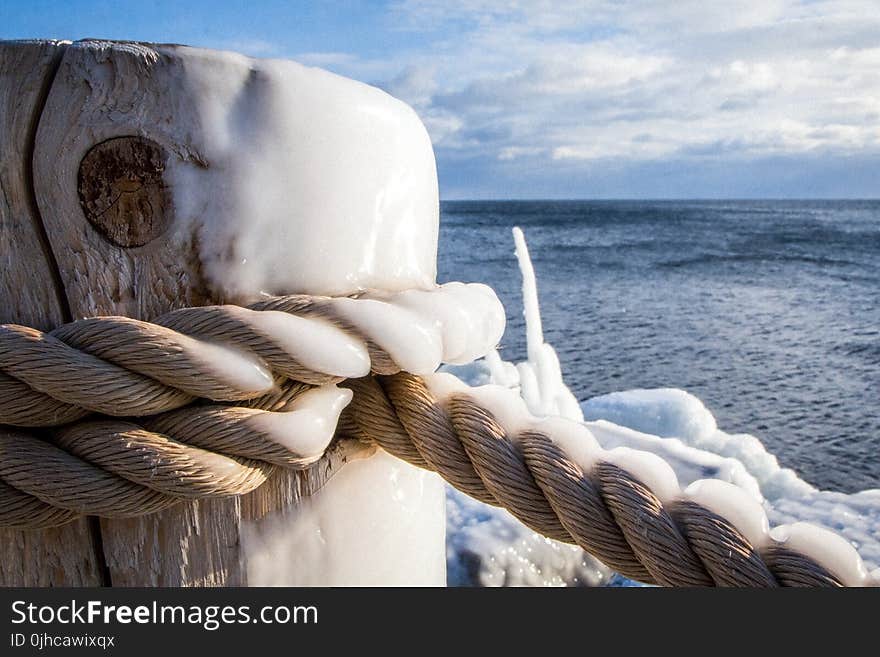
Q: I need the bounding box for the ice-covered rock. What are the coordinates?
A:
[583,388,717,443]
[446,486,611,587]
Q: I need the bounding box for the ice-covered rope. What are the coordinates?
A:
[352,372,875,587]
[0,283,502,525]
[0,286,874,586]
[0,283,502,427]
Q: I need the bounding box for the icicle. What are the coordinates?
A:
[512,227,584,422]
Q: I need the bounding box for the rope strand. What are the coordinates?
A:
[0,294,872,587]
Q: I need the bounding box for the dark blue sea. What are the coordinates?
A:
[437,200,879,493]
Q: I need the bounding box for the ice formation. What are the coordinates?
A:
[236,284,505,379]
[446,485,611,587]
[244,451,446,586]
[184,337,275,397]
[165,49,439,299]
[582,389,880,581]
[443,227,880,586]
[250,384,351,457]
[236,308,372,379]
[507,228,583,421]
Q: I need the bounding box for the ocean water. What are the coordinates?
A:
[437,200,880,494]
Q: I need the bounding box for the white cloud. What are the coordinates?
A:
[498,145,547,161]
[299,1,880,193]
[383,65,439,109]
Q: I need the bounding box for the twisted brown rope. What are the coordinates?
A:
[342,374,859,587]
[0,298,395,428]
[0,299,871,586]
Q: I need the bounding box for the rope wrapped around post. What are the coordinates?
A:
[0,291,874,587]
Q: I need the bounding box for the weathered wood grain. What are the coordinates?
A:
[0,39,103,586]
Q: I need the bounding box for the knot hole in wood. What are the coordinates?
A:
[77,136,172,247]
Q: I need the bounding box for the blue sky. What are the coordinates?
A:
[2,1,879,198]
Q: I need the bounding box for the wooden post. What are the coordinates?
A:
[2,39,446,586]
[0,39,365,586]
[30,39,246,586]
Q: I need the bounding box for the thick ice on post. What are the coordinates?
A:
[245,451,447,586]
[167,49,439,299]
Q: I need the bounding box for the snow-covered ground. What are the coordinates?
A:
[444,228,880,586]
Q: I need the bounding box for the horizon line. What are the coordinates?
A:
[439,197,880,202]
